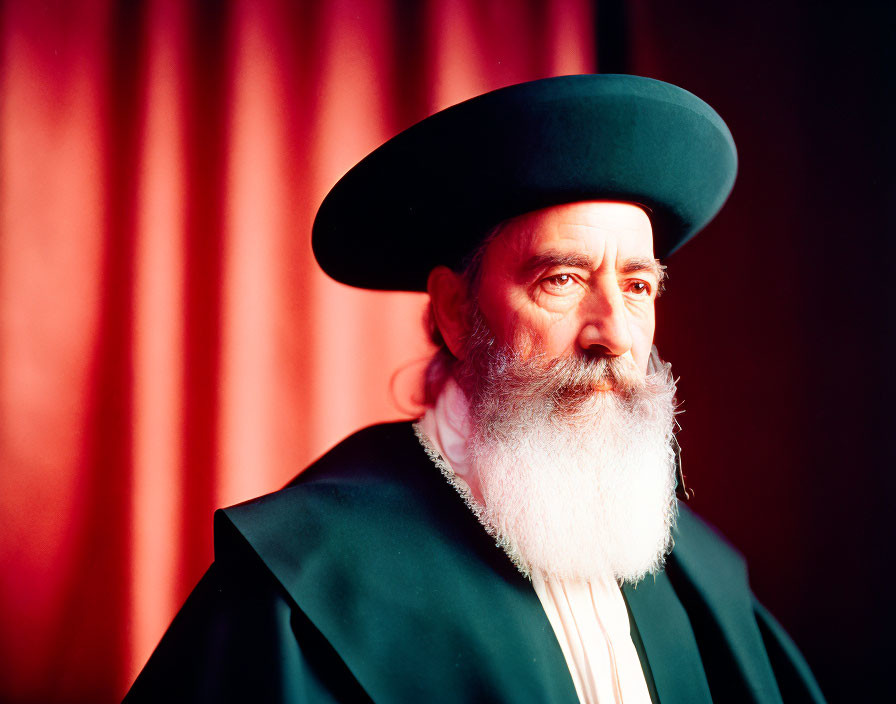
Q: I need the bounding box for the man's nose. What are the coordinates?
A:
[576,288,633,357]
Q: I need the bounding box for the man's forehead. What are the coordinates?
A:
[487,201,657,267]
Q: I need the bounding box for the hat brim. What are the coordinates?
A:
[312,74,737,292]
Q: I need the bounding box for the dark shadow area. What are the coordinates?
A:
[624,1,895,700]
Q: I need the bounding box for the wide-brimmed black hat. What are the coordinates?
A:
[312,74,737,292]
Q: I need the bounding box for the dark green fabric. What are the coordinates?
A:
[621,595,661,704]
[312,74,738,291]
[753,599,828,704]
[666,510,785,703]
[622,573,713,704]
[126,421,825,703]
[124,548,370,702]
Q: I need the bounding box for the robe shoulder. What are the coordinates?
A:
[123,423,420,703]
[122,553,370,702]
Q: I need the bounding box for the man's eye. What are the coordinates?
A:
[541,273,575,291]
[629,281,651,295]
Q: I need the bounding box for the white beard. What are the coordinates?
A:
[457,326,679,584]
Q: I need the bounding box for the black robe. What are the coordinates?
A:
[125,421,825,703]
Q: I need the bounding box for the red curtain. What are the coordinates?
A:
[0,1,595,701]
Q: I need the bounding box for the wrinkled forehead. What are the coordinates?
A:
[482,201,656,270]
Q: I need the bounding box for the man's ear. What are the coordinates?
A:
[427,265,470,359]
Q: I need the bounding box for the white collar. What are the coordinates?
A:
[415,378,485,507]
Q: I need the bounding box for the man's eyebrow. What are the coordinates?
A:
[521,251,596,274]
[522,251,665,282]
[619,257,666,282]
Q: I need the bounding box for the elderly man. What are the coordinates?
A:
[126,75,824,703]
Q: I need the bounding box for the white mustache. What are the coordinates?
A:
[473,351,647,417]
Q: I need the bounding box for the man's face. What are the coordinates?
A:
[474,201,660,377]
[424,200,677,582]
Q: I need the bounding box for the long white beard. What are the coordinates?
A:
[457,324,679,584]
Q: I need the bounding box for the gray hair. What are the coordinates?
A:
[422,224,502,405]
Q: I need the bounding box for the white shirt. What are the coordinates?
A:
[415,379,653,704]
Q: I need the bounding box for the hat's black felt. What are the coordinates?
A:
[312,74,737,292]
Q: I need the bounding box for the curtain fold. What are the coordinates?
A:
[0,1,595,700]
